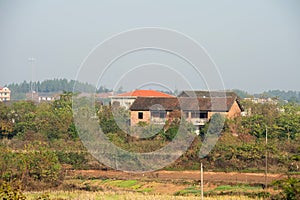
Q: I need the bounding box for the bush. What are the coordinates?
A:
[0,144,63,189]
[0,182,26,200]
[56,151,88,169]
[272,176,300,200]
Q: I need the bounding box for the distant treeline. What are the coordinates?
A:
[6,78,113,97]
[5,79,300,103]
[7,79,95,93]
[258,90,300,103]
[233,89,300,103]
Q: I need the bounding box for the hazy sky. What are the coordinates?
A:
[0,0,299,93]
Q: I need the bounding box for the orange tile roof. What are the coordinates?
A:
[117,90,174,97]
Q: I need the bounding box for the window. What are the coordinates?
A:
[191,111,200,118]
[200,112,208,119]
[184,111,189,119]
[151,111,166,118]
[138,112,143,119]
[151,111,159,118]
[159,112,166,118]
[191,111,208,119]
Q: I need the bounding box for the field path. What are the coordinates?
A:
[68,170,292,184]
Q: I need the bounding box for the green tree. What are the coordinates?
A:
[273,177,300,200]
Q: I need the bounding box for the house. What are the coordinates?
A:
[129,93,243,133]
[110,90,174,109]
[25,92,60,102]
[0,87,11,102]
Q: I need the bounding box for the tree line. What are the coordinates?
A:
[6,79,113,100]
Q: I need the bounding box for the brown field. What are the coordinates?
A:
[69,169,287,184]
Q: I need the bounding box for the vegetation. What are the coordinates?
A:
[272,176,300,200]
[24,191,260,200]
[255,90,300,103]
[0,91,300,198]
[7,79,96,93]
[233,89,300,103]
[0,182,26,200]
[5,79,113,100]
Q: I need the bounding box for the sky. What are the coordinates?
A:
[0,0,300,93]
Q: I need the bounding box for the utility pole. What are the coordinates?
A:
[200,162,204,200]
[265,126,268,190]
[28,57,36,100]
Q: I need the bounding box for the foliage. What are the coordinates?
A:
[0,144,63,189]
[98,106,121,134]
[0,91,300,183]
[7,79,96,94]
[272,176,300,200]
[232,89,252,99]
[255,90,300,103]
[0,182,26,200]
[56,151,87,169]
[161,122,179,141]
[200,113,225,140]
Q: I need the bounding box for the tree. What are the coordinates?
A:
[273,177,300,200]
[207,113,225,135]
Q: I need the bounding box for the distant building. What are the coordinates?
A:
[110,90,174,109]
[25,92,60,102]
[243,97,278,105]
[0,87,11,102]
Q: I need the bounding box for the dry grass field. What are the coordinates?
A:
[26,190,263,200]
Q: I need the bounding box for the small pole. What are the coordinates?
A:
[265,126,268,190]
[201,162,204,200]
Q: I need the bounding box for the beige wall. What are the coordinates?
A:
[111,97,136,109]
[227,101,242,118]
[208,101,241,119]
[130,111,151,126]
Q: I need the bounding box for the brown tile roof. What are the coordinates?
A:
[178,97,234,111]
[178,90,238,98]
[117,90,174,97]
[130,96,238,112]
[130,97,179,111]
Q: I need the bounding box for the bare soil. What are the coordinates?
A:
[67,169,292,184]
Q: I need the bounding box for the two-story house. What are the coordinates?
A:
[129,91,243,133]
[0,87,11,102]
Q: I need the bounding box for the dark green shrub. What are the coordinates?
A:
[0,182,26,200]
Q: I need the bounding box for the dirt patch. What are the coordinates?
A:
[68,170,290,184]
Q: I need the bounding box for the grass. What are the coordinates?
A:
[174,184,267,198]
[64,179,154,194]
[213,184,261,191]
[174,186,201,196]
[24,179,270,199]
[107,180,140,188]
[25,190,264,200]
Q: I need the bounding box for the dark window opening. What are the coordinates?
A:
[159,112,166,118]
[200,112,208,119]
[138,112,143,119]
